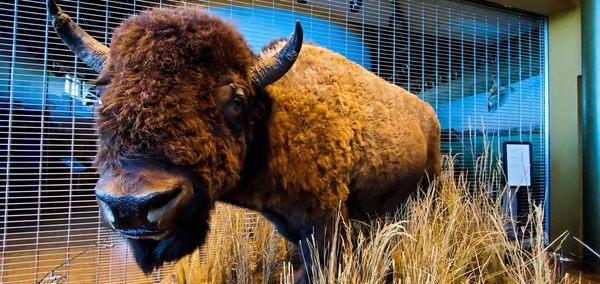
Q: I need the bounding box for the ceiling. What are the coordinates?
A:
[484,0,579,15]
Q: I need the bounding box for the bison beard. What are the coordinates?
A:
[128,186,212,274]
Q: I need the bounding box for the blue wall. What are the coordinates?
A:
[0,7,371,119]
[436,75,543,131]
[209,6,371,70]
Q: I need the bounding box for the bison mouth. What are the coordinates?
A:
[125,187,213,274]
[96,178,213,274]
[118,228,169,239]
[94,160,215,273]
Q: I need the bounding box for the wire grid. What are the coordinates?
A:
[0,0,547,283]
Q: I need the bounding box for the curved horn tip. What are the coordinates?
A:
[250,21,304,88]
[47,0,62,17]
[294,21,303,33]
[293,21,303,51]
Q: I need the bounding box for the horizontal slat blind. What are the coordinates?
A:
[0,0,547,283]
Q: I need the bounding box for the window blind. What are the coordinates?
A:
[0,0,548,283]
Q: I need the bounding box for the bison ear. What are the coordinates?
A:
[247,88,273,127]
[251,21,303,88]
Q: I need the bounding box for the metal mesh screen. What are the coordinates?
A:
[0,0,547,283]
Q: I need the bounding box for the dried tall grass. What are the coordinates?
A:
[162,205,295,284]
[163,155,576,284]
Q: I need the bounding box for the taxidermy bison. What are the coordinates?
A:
[47,0,440,281]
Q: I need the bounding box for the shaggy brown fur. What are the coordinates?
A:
[95,8,255,199]
[230,39,441,212]
[89,6,440,279]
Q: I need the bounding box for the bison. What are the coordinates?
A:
[47,0,441,281]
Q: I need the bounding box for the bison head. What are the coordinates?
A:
[47,0,302,273]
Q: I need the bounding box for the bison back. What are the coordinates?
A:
[262,42,441,212]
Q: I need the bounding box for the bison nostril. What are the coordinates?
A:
[145,188,181,223]
[96,197,116,226]
[144,188,181,210]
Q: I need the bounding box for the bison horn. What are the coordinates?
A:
[251,21,303,88]
[47,0,109,73]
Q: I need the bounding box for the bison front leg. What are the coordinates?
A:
[260,210,313,283]
[261,210,302,242]
[262,205,348,283]
[295,206,349,284]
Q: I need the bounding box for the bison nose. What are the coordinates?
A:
[95,189,181,232]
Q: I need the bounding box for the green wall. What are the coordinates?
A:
[549,6,582,255]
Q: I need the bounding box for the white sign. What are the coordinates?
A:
[506,143,532,187]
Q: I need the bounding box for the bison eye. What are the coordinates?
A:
[218,82,247,133]
[232,93,244,107]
